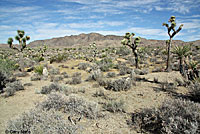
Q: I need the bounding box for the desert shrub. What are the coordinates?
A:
[50,75,64,82]
[5,108,77,134]
[3,81,24,97]
[0,71,9,93]
[40,83,62,94]
[96,58,115,72]
[50,53,66,64]
[132,98,200,134]
[69,76,82,85]
[72,72,81,77]
[103,100,125,113]
[106,72,116,78]
[49,67,60,75]
[14,71,28,77]
[188,82,200,103]
[30,73,41,81]
[0,58,17,74]
[119,65,132,75]
[61,72,69,78]
[4,87,16,97]
[6,81,24,91]
[62,85,85,95]
[104,77,132,91]
[34,65,43,75]
[93,89,105,97]
[78,63,89,70]
[86,69,103,81]
[38,93,100,119]
[33,55,44,62]
[116,46,131,56]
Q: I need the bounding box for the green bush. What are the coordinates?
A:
[33,56,44,62]
[50,54,67,64]
[96,57,115,72]
[0,58,18,74]
[116,46,131,56]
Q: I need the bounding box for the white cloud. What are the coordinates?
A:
[0,6,39,13]
[155,0,200,14]
[177,19,200,29]
[117,0,159,7]
[68,21,125,28]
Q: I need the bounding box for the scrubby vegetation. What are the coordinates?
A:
[5,108,77,134]
[132,98,200,134]
[1,16,200,134]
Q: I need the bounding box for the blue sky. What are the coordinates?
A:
[0,0,200,44]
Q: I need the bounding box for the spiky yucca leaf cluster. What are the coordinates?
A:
[121,32,140,47]
[172,45,191,58]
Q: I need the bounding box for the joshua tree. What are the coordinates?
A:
[172,45,191,75]
[90,42,98,61]
[7,30,30,52]
[7,38,13,49]
[163,16,183,71]
[121,32,141,68]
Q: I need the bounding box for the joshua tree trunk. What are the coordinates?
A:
[133,51,138,68]
[179,57,184,75]
[166,38,172,71]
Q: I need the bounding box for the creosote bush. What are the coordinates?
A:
[38,93,100,119]
[188,82,200,103]
[78,62,89,70]
[4,81,24,97]
[116,46,131,56]
[103,99,125,113]
[69,76,82,85]
[0,71,9,93]
[0,58,18,74]
[99,77,132,91]
[86,69,103,81]
[5,108,77,134]
[132,98,200,134]
[40,83,62,94]
[96,57,115,72]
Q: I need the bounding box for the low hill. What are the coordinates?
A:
[1,33,199,48]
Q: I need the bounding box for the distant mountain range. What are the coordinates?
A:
[0,33,199,48]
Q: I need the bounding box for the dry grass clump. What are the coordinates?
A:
[132,98,200,134]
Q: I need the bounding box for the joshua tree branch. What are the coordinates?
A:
[125,44,133,49]
[171,24,183,38]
